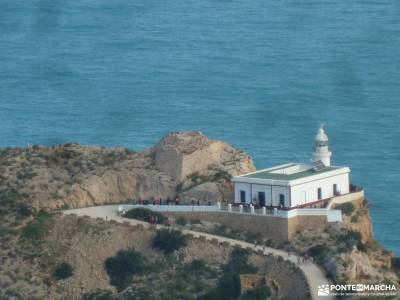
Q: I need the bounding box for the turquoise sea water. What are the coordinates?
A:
[0,1,399,254]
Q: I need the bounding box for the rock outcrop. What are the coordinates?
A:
[152,132,254,181]
[341,198,373,243]
[0,131,255,209]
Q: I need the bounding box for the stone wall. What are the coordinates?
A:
[287,216,328,239]
[162,211,330,241]
[163,211,289,241]
[239,274,267,294]
[327,190,365,209]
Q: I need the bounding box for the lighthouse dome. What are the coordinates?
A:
[312,126,331,166]
[315,127,328,142]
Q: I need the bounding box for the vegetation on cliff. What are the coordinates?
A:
[0,132,255,210]
[0,132,398,298]
[124,207,165,224]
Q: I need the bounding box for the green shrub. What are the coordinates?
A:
[152,229,187,253]
[22,222,42,240]
[18,204,33,217]
[307,244,329,264]
[336,202,354,216]
[104,249,146,291]
[53,262,73,280]
[175,216,187,226]
[176,182,184,193]
[0,192,19,207]
[244,231,263,244]
[82,289,114,300]
[240,286,271,300]
[338,231,366,251]
[124,208,164,224]
[184,259,208,275]
[198,289,225,300]
[211,248,258,299]
[350,214,359,223]
[226,248,258,274]
[212,169,232,181]
[200,249,258,299]
[21,210,52,240]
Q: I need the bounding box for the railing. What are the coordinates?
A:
[120,203,342,222]
[118,204,219,213]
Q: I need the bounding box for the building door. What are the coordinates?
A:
[279,194,285,207]
[258,192,266,207]
[333,184,338,195]
[318,188,322,200]
[240,191,246,203]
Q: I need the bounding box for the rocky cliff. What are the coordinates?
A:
[290,197,398,286]
[0,131,255,209]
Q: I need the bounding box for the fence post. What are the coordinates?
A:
[262,207,266,215]
[216,202,221,210]
[250,204,255,214]
[228,203,232,212]
[239,204,243,213]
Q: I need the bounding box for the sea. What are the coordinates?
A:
[0,0,399,255]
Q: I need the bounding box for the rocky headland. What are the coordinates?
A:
[0,131,398,299]
[0,131,255,210]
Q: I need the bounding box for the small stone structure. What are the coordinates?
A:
[239,274,267,294]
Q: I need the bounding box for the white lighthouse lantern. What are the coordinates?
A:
[312,125,332,167]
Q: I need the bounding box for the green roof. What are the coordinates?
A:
[242,165,341,181]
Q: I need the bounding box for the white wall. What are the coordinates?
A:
[272,186,290,207]
[235,182,289,207]
[251,184,272,206]
[234,182,251,204]
[290,173,349,207]
[273,208,342,222]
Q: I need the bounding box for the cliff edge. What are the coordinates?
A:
[0,131,255,209]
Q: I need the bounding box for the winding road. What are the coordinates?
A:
[63,205,333,300]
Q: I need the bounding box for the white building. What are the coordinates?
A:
[232,127,350,209]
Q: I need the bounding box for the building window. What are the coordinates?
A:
[318,188,322,200]
[279,194,285,207]
[316,140,328,147]
[333,184,338,195]
[240,191,246,203]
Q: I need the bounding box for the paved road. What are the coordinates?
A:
[63,205,333,300]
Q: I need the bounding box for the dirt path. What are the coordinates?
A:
[63,205,333,300]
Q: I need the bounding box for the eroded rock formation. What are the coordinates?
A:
[0,131,255,209]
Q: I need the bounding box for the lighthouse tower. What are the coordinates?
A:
[312,126,332,167]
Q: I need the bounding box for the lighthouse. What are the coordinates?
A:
[312,126,332,167]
